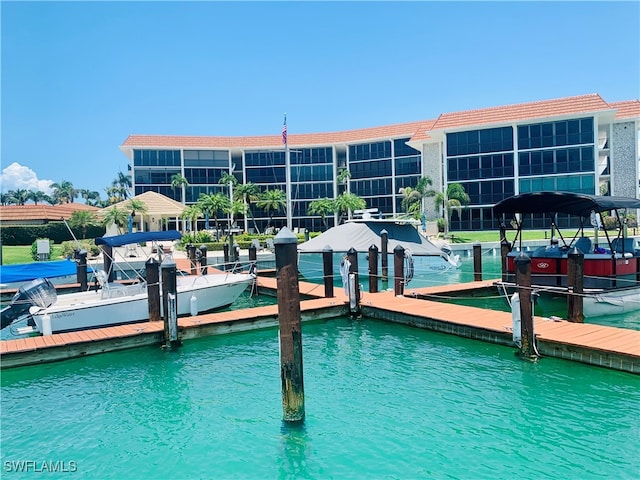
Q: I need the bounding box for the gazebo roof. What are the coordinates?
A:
[100,191,186,217]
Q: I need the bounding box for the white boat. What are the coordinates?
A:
[1,231,255,334]
[297,217,461,285]
[493,191,640,318]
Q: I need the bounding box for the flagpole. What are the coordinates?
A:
[284,113,292,230]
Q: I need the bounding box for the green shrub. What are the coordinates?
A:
[60,240,101,259]
[30,239,53,261]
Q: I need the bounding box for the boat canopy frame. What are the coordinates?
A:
[493,192,640,253]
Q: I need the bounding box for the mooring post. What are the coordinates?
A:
[473,242,482,282]
[161,256,180,348]
[223,243,230,271]
[199,244,208,275]
[394,245,405,296]
[102,244,114,282]
[368,244,379,293]
[146,257,161,322]
[381,229,388,282]
[233,243,240,262]
[75,249,88,291]
[187,244,197,275]
[567,248,584,323]
[248,244,259,296]
[346,247,361,314]
[515,253,537,359]
[229,233,235,266]
[500,238,511,282]
[322,246,334,298]
[274,227,305,423]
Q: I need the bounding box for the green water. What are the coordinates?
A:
[1,318,639,479]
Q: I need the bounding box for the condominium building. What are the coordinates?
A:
[120,93,639,232]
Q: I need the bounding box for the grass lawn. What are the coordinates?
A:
[1,245,65,265]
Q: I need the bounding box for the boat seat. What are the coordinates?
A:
[611,238,638,255]
[573,237,592,254]
[94,270,130,299]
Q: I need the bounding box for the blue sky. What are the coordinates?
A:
[2,1,639,200]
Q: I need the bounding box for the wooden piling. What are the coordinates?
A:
[199,244,208,275]
[567,248,585,323]
[500,238,511,282]
[75,249,88,291]
[394,245,405,296]
[381,229,388,282]
[274,228,305,423]
[233,243,240,262]
[161,256,180,348]
[187,244,197,275]
[515,253,537,359]
[347,247,361,314]
[368,244,379,294]
[473,243,482,282]
[102,244,114,282]
[146,257,161,322]
[248,244,258,296]
[223,244,230,271]
[322,246,334,298]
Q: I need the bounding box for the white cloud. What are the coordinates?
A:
[0,162,54,194]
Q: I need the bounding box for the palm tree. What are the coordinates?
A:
[398,186,422,216]
[336,168,351,195]
[111,171,132,201]
[256,189,286,229]
[170,174,189,203]
[434,183,470,237]
[196,192,230,240]
[219,172,239,229]
[28,190,49,205]
[125,198,148,232]
[50,180,77,204]
[181,204,203,234]
[101,206,130,234]
[9,189,29,205]
[68,210,99,239]
[235,182,261,233]
[307,197,335,231]
[334,192,366,224]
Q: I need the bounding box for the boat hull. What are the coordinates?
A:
[31,273,253,334]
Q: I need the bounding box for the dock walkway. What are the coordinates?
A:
[1,277,638,373]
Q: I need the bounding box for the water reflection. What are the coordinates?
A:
[279,421,311,480]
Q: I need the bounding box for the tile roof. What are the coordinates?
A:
[100,191,185,217]
[120,94,637,151]
[427,94,612,131]
[609,100,640,120]
[0,203,100,222]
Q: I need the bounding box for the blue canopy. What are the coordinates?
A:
[0,259,77,284]
[95,230,182,248]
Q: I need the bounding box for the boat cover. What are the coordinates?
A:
[297,220,445,256]
[0,259,77,284]
[494,191,640,217]
[95,230,182,247]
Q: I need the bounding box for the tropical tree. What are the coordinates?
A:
[8,189,29,205]
[78,189,102,207]
[398,186,422,216]
[170,173,189,203]
[334,192,366,224]
[235,182,261,233]
[434,183,470,237]
[28,190,50,205]
[111,171,132,201]
[125,198,148,232]
[337,168,351,194]
[307,197,335,231]
[256,189,286,229]
[50,180,77,204]
[196,192,230,240]
[219,172,239,229]
[101,206,130,234]
[181,204,203,234]
[68,210,99,239]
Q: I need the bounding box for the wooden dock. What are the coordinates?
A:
[1,277,638,373]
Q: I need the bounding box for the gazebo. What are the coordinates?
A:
[100,191,186,233]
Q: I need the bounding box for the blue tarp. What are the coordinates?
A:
[95,230,182,248]
[0,259,77,284]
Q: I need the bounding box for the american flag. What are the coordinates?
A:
[282,116,287,145]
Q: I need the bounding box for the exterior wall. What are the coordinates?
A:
[422,142,441,221]
[610,121,639,198]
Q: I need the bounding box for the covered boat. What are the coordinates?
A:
[494,191,640,318]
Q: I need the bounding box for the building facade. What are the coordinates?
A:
[120,94,639,232]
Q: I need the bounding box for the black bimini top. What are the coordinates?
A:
[494,192,640,217]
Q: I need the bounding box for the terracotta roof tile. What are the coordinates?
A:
[0,204,100,222]
[121,120,433,150]
[609,100,640,120]
[428,94,612,131]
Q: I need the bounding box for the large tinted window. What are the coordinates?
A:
[447,127,513,156]
[518,117,593,149]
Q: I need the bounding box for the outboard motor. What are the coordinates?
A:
[0,278,57,329]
